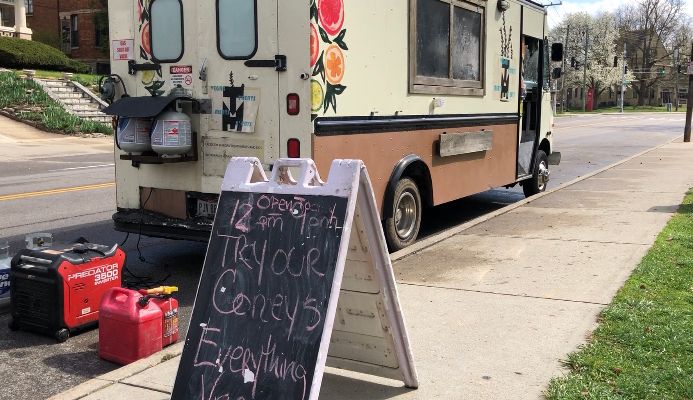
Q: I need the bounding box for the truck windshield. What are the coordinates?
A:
[217,0,257,59]
[150,0,184,62]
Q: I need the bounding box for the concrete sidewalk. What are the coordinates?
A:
[0,115,112,161]
[51,139,693,400]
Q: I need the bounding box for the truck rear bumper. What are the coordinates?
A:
[113,209,212,242]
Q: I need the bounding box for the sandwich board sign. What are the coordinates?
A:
[172,158,418,399]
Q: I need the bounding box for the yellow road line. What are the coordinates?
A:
[0,182,115,202]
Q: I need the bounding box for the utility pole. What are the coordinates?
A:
[582,29,589,112]
[684,40,692,142]
[561,25,570,113]
[621,42,627,113]
[674,48,680,112]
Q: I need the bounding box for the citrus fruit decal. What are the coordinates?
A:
[311,0,348,116]
[325,45,345,85]
[311,80,324,112]
[141,70,155,86]
[137,0,165,96]
[141,23,151,56]
[310,24,320,67]
[317,0,344,37]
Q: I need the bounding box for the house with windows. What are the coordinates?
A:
[0,0,108,72]
[0,0,32,39]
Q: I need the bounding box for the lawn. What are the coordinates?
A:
[20,69,101,90]
[546,190,693,399]
[0,71,111,135]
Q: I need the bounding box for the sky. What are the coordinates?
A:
[545,0,693,28]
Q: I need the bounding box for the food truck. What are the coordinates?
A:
[103,0,562,250]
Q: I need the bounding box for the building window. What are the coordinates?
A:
[94,12,108,48]
[25,0,33,15]
[150,0,184,62]
[217,0,257,59]
[410,0,485,96]
[70,15,79,48]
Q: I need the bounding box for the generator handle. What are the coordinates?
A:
[19,255,52,265]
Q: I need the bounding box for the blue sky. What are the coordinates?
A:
[546,0,693,28]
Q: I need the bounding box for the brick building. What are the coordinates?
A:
[24,0,109,72]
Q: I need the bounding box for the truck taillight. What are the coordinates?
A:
[287,93,300,115]
[287,138,300,158]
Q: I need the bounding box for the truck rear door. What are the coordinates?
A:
[201,0,281,175]
[135,0,280,176]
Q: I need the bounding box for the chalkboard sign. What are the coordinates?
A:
[173,158,418,400]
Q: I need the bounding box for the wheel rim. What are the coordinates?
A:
[394,191,417,240]
[537,161,550,191]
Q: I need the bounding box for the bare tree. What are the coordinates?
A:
[615,0,686,106]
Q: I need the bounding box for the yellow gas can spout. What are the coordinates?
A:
[140,286,179,295]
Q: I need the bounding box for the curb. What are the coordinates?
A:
[390,135,684,262]
[48,342,184,400]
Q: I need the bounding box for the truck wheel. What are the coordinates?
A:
[385,178,422,251]
[55,328,70,343]
[523,150,549,197]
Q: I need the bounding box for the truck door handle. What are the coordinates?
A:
[128,60,162,76]
[244,55,287,72]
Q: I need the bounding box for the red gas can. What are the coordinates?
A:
[98,287,163,365]
[150,296,179,347]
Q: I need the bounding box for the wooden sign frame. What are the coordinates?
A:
[173,158,418,399]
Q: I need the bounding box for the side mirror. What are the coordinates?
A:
[551,43,564,62]
[552,67,562,79]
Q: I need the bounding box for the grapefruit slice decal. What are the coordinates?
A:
[317,0,344,37]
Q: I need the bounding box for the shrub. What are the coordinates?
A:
[0,36,89,73]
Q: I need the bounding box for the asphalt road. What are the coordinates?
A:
[0,113,687,399]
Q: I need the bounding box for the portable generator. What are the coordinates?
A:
[8,242,125,342]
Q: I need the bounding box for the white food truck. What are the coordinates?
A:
[103,0,562,250]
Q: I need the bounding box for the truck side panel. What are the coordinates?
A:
[313,121,518,211]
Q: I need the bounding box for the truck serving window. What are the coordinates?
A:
[410,0,485,96]
[150,0,184,62]
[217,0,257,59]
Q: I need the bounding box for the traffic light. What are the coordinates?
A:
[658,67,665,77]
[624,65,628,74]
[613,56,618,67]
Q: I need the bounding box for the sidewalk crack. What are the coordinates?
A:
[398,281,609,306]
[119,382,171,395]
[459,233,652,246]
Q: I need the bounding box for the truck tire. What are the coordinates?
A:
[385,178,422,251]
[523,150,549,197]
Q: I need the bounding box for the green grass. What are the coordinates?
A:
[546,191,693,400]
[0,71,112,135]
[22,69,100,90]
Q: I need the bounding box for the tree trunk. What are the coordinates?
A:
[638,81,647,106]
